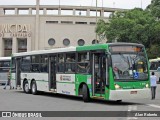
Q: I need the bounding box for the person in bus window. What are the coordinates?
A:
[3,69,11,90]
[150,72,157,100]
[113,64,120,79]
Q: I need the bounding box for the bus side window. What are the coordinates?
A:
[21,56,31,72]
[65,53,75,73]
[57,54,65,73]
[77,52,90,74]
[40,55,48,73]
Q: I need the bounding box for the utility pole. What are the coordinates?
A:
[95,0,98,44]
[35,0,40,50]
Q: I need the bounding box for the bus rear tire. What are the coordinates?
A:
[31,81,38,95]
[82,84,90,102]
[23,81,30,94]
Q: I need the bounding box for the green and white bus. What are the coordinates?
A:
[149,57,160,82]
[0,57,11,85]
[11,43,151,102]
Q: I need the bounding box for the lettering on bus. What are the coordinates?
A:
[110,46,143,52]
[60,75,71,81]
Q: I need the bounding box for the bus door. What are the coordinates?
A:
[92,52,106,96]
[49,56,56,90]
[15,58,21,88]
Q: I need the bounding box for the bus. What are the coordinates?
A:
[0,57,11,85]
[149,57,160,82]
[11,43,151,102]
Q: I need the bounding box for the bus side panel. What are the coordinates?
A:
[0,73,8,84]
[75,74,92,97]
[21,73,49,92]
[56,74,76,95]
[104,67,115,100]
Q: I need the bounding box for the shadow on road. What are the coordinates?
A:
[15,90,143,106]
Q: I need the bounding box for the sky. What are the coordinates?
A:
[0,0,151,9]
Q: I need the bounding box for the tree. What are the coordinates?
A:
[147,0,160,20]
[95,8,160,58]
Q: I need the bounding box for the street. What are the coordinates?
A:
[0,85,160,120]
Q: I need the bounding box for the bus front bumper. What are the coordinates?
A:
[109,88,151,100]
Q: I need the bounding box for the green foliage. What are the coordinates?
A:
[147,0,160,20]
[147,44,160,58]
[95,5,160,59]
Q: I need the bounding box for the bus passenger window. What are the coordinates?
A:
[57,54,65,73]
[65,53,75,73]
[77,52,90,74]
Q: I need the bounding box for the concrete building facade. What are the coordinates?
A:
[0,2,124,57]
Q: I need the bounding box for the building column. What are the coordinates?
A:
[100,9,104,17]
[43,8,47,15]
[0,8,4,15]
[29,8,32,15]
[27,36,32,52]
[73,9,75,16]
[87,9,90,16]
[58,7,61,15]
[12,37,17,54]
[0,37,4,57]
[15,8,18,15]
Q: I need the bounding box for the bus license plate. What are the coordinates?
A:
[130,91,137,94]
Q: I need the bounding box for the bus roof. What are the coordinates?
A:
[0,57,11,61]
[77,43,144,51]
[12,43,144,57]
[12,46,76,57]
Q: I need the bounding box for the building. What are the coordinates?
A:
[0,1,125,57]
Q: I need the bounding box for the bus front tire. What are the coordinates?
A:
[31,81,38,95]
[82,84,90,102]
[23,81,30,94]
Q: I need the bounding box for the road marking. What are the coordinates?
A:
[147,104,160,109]
[127,105,138,120]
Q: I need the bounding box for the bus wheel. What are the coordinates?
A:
[82,84,90,102]
[31,81,38,95]
[23,81,30,94]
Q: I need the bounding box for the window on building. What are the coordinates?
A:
[48,38,55,46]
[92,39,99,44]
[18,39,27,53]
[78,39,85,46]
[63,38,70,46]
[4,39,12,57]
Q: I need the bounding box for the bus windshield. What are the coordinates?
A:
[111,52,148,81]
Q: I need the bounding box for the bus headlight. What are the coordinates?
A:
[115,84,121,89]
[145,84,149,88]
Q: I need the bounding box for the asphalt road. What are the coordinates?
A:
[0,85,160,120]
